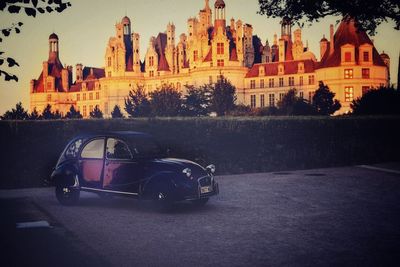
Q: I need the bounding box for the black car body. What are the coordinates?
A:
[51,131,219,207]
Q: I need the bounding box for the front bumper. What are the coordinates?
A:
[183,177,219,201]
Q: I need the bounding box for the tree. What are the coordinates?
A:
[28,107,41,120]
[1,102,29,120]
[41,104,61,119]
[149,85,183,116]
[209,76,237,116]
[351,86,400,115]
[312,81,341,115]
[277,89,316,115]
[89,105,103,119]
[0,0,71,82]
[111,105,124,118]
[182,85,211,116]
[64,105,83,119]
[124,85,151,117]
[258,0,400,35]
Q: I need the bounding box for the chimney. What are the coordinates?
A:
[61,68,69,91]
[43,61,48,78]
[329,24,334,55]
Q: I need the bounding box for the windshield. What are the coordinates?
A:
[125,135,163,159]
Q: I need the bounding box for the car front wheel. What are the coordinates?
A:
[55,184,80,205]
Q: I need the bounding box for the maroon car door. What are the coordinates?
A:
[79,138,105,188]
[103,138,141,193]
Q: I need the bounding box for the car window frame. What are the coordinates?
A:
[105,137,134,161]
[79,137,106,160]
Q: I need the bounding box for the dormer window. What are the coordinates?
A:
[341,44,355,64]
[345,52,352,62]
[359,44,373,64]
[363,51,369,62]
[278,64,284,75]
[259,66,265,76]
[298,62,305,73]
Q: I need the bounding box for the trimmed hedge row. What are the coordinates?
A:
[0,116,399,189]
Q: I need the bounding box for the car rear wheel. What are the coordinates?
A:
[55,184,80,205]
[154,191,173,212]
[191,198,209,206]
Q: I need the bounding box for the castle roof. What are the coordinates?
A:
[32,60,65,93]
[245,59,316,78]
[215,0,225,9]
[49,33,59,40]
[318,17,386,68]
[155,33,170,71]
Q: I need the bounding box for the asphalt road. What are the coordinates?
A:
[1,164,400,267]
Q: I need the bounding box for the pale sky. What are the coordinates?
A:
[0,0,399,114]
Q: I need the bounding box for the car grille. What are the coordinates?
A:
[198,176,212,187]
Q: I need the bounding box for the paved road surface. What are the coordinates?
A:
[1,164,400,267]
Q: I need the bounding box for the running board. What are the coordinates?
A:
[80,187,139,196]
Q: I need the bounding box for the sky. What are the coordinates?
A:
[0,0,399,114]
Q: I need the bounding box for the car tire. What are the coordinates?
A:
[154,191,173,212]
[55,184,80,206]
[191,198,209,206]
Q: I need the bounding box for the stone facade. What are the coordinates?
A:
[30,0,390,116]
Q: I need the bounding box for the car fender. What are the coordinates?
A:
[141,171,177,200]
[51,161,79,188]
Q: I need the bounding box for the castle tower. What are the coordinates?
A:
[199,0,212,32]
[292,29,304,60]
[236,20,244,65]
[280,16,292,42]
[121,16,133,71]
[243,23,254,67]
[380,51,391,83]
[166,22,176,73]
[214,0,226,30]
[177,34,187,73]
[271,33,278,62]
[132,33,141,73]
[76,63,83,82]
[48,33,59,62]
[320,35,328,60]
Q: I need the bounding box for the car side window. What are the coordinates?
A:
[106,138,133,160]
[81,138,105,159]
[65,139,83,158]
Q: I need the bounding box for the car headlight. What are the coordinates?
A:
[182,168,192,178]
[206,164,216,174]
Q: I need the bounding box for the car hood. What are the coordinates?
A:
[145,158,208,179]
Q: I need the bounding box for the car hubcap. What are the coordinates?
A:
[158,192,165,200]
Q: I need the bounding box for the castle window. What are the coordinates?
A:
[107,57,112,67]
[362,86,370,95]
[108,71,111,77]
[279,78,284,87]
[47,94,51,101]
[96,92,100,100]
[279,93,285,101]
[345,52,352,62]
[260,79,265,88]
[289,77,295,86]
[269,94,275,107]
[250,80,256,89]
[89,105,93,112]
[344,69,353,79]
[47,82,52,90]
[250,95,256,108]
[300,76,304,86]
[260,94,265,107]
[83,106,87,117]
[89,93,93,100]
[150,71,154,77]
[308,91,315,103]
[83,93,86,101]
[149,56,154,67]
[308,75,315,85]
[345,86,354,102]
[363,51,370,62]
[269,78,274,88]
[217,59,224,67]
[362,68,370,79]
[217,43,224,55]
[77,94,80,101]
[299,91,304,99]
[193,50,199,61]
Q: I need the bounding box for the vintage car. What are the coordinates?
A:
[51,131,219,208]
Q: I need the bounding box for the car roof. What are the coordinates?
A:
[73,131,153,141]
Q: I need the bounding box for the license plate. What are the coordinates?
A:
[201,186,212,194]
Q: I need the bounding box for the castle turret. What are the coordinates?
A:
[214,0,226,30]
[320,35,328,60]
[236,20,244,65]
[243,23,254,67]
[166,22,176,73]
[76,63,83,82]
[133,33,141,73]
[48,33,59,62]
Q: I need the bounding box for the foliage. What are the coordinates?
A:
[28,107,41,120]
[124,85,151,117]
[0,102,28,120]
[42,104,61,120]
[209,77,237,116]
[65,105,83,119]
[111,105,124,119]
[258,0,400,35]
[312,81,341,115]
[89,105,103,119]
[181,85,211,116]
[278,89,316,115]
[0,0,71,82]
[351,86,400,115]
[149,85,183,116]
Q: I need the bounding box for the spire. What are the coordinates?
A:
[204,0,211,11]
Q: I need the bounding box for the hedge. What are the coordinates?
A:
[0,116,399,189]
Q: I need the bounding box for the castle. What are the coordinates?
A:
[30,0,390,117]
